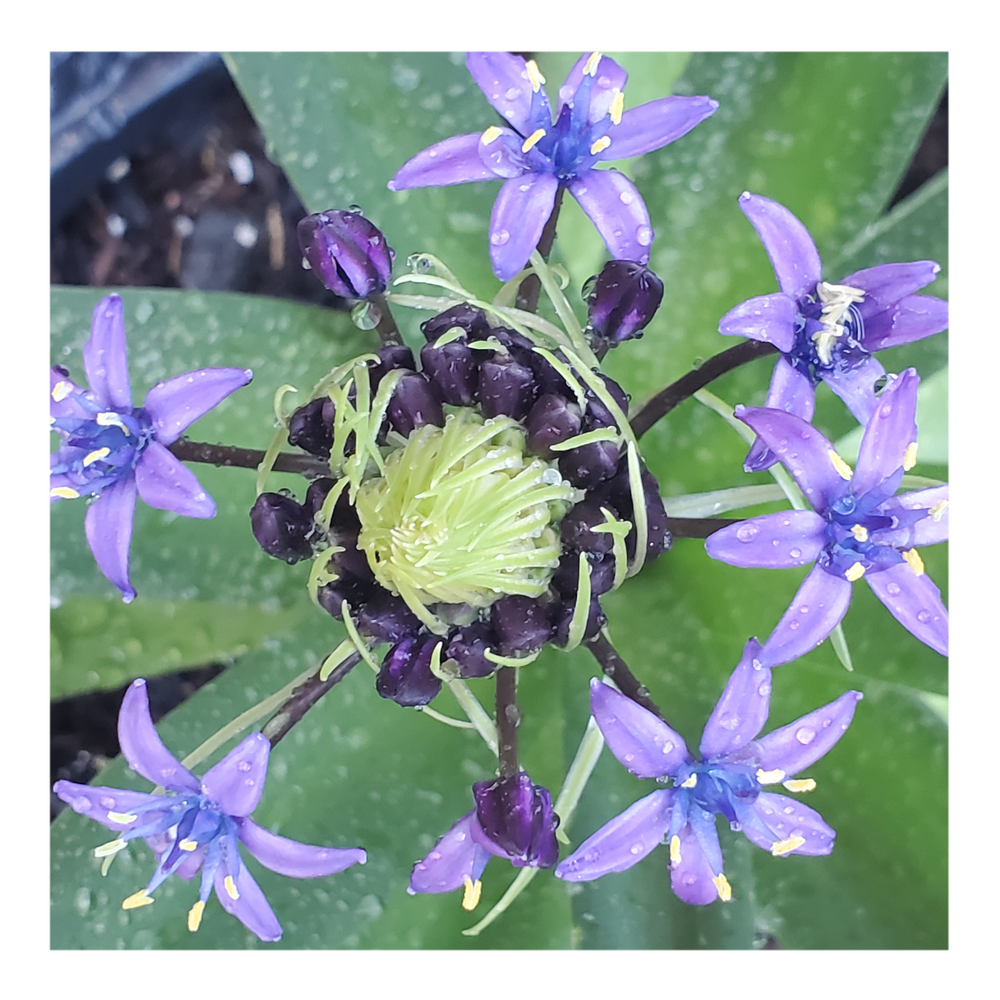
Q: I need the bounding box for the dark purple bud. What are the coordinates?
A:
[367,344,416,392]
[420,340,480,406]
[478,355,537,420]
[250,492,314,563]
[316,575,370,619]
[420,303,491,342]
[376,637,443,707]
[288,397,335,457]
[582,374,631,431]
[473,773,560,868]
[559,500,619,555]
[552,551,617,598]
[585,260,664,347]
[387,372,445,437]
[558,439,620,490]
[446,620,498,679]
[355,589,423,643]
[552,595,607,647]
[490,595,554,657]
[596,459,672,562]
[524,393,582,458]
[298,209,394,299]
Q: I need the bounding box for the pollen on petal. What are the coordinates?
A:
[680,774,697,789]
[52,380,74,401]
[51,486,80,499]
[902,548,925,576]
[771,835,807,856]
[669,835,681,864]
[224,875,240,900]
[713,873,732,901]
[903,442,919,471]
[525,59,546,92]
[462,875,483,911]
[83,447,111,467]
[850,524,868,542]
[845,562,866,582]
[187,899,205,932]
[756,768,786,785]
[829,450,853,481]
[609,89,624,125]
[590,136,612,156]
[782,778,817,793]
[482,125,503,145]
[521,128,546,153]
[122,889,153,910]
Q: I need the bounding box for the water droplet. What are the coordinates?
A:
[237,760,252,772]
[661,741,673,755]
[788,620,800,630]
[879,403,893,418]
[795,726,816,745]
[916,609,932,623]
[798,605,809,615]
[751,658,762,671]
[619,190,634,205]
[100,796,116,809]
[244,778,256,787]
[490,229,510,246]
[505,86,520,100]
[629,842,643,855]
[736,523,759,542]
[789,548,802,559]
[584,849,601,863]
[783,805,795,815]
[758,682,771,697]
[636,225,653,246]
[886,582,901,596]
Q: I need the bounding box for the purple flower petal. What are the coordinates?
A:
[852,368,919,499]
[700,639,772,758]
[84,477,138,603]
[754,689,863,776]
[758,564,853,668]
[409,811,493,894]
[736,404,848,513]
[569,169,652,264]
[744,357,818,472]
[50,367,88,421]
[238,817,366,877]
[738,192,822,300]
[863,293,950,352]
[214,859,283,942]
[718,293,798,352]
[200,733,270,817]
[819,354,886,425]
[52,780,166,831]
[555,789,673,881]
[83,294,132,410]
[557,52,628,120]
[605,96,719,160]
[466,52,545,137]
[877,486,949,547]
[866,562,948,655]
[741,792,836,856]
[589,678,689,777]
[670,811,723,905]
[489,172,558,281]
[705,510,827,570]
[143,367,252,446]
[388,133,499,191]
[842,261,942,304]
[134,441,216,518]
[118,679,200,791]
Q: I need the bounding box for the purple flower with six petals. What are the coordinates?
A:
[719,192,948,471]
[388,52,717,281]
[408,771,559,911]
[705,368,948,666]
[50,294,253,602]
[54,679,366,942]
[556,644,862,904]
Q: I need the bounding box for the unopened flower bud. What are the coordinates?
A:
[552,595,607,647]
[387,372,445,437]
[420,340,479,406]
[288,397,335,457]
[473,772,559,868]
[376,636,442,706]
[479,354,536,420]
[525,393,582,458]
[558,439,620,490]
[490,595,553,656]
[298,209,394,299]
[585,260,664,347]
[250,492,314,563]
[367,344,416,393]
[420,303,490,342]
[446,620,498,679]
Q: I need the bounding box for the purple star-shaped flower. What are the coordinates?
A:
[408,772,559,911]
[719,192,948,471]
[54,679,366,942]
[50,294,252,602]
[388,52,717,281]
[556,645,862,904]
[706,367,948,666]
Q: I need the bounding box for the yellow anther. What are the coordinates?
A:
[94,837,127,858]
[902,548,925,576]
[122,889,153,910]
[52,380,74,402]
[930,500,949,522]
[590,136,611,156]
[669,835,681,864]
[680,774,698,789]
[829,450,853,480]
[903,442,919,471]
[609,89,624,125]
[187,900,205,932]
[179,838,199,852]
[521,128,546,153]
[525,59,546,92]
[850,523,869,542]
[584,52,602,76]
[755,768,786,785]
[481,125,502,145]
[771,835,807,857]
[712,873,732,902]
[106,810,137,824]
[97,412,130,434]
[782,778,817,793]
[83,447,111,467]
[845,562,866,582]
[462,876,483,911]
[224,875,240,900]
[51,486,80,499]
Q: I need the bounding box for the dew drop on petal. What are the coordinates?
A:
[798,605,809,615]
[795,726,816,745]
[758,682,771,697]
[736,523,759,543]
[789,548,802,559]
[916,609,932,623]
[886,582,901,596]
[100,796,116,809]
[636,226,653,246]
[490,229,511,246]
[788,620,800,631]
[237,760,252,772]
[505,87,520,100]
[619,189,634,205]
[629,842,643,855]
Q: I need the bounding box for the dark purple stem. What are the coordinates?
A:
[169,438,329,477]
[515,186,565,314]
[370,292,403,347]
[495,666,520,778]
[585,632,665,721]
[666,516,740,539]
